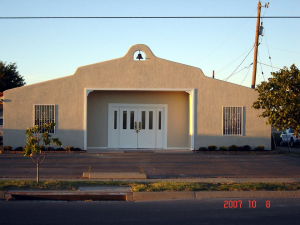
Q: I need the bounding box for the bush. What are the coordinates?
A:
[40,146,46,151]
[198,147,208,151]
[254,145,265,151]
[73,148,82,151]
[56,147,65,151]
[237,146,244,151]
[219,146,227,151]
[3,146,12,151]
[243,145,251,151]
[65,146,74,151]
[14,146,23,151]
[208,145,217,151]
[47,147,55,151]
[228,145,238,151]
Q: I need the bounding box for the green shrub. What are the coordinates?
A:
[198,147,208,151]
[254,145,265,151]
[208,145,217,151]
[3,146,12,151]
[73,148,82,151]
[47,147,55,151]
[14,146,24,151]
[237,146,244,151]
[243,145,251,151]
[65,146,74,151]
[228,145,238,151]
[56,147,65,151]
[219,146,227,151]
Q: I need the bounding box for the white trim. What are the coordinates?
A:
[84,88,195,151]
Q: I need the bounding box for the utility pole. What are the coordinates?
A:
[251,1,262,89]
[251,1,269,89]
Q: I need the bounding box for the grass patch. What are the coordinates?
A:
[1,181,300,192]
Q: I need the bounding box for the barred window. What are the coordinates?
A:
[34,105,55,133]
[223,107,243,136]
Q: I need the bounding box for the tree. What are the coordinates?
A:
[23,121,62,183]
[253,64,300,137]
[0,61,26,92]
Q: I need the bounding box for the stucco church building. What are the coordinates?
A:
[3,44,270,150]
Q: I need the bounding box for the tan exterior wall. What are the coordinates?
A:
[3,44,270,150]
[87,91,189,148]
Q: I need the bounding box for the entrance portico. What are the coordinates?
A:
[84,89,195,151]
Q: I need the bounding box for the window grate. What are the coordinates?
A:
[223,107,242,136]
[34,105,55,133]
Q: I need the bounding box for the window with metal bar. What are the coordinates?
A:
[34,105,55,133]
[223,107,242,136]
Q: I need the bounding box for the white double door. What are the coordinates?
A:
[120,107,157,148]
[108,104,166,149]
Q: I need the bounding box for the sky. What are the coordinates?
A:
[0,0,299,88]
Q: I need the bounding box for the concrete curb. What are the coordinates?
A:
[1,190,299,201]
[132,191,300,201]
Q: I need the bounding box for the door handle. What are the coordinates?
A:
[135,122,137,130]
[139,122,141,130]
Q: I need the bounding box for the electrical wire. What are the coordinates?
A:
[0,16,299,19]
[259,44,300,54]
[240,64,252,85]
[217,45,254,74]
[194,9,256,64]
[257,51,265,81]
[224,46,254,81]
[257,62,282,70]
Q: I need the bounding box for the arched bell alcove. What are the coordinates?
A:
[133,50,146,61]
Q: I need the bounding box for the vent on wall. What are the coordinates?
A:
[134,50,146,61]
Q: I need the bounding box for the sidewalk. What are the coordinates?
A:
[1,148,300,201]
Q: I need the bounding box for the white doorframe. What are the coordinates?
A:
[108,103,168,149]
[84,88,195,150]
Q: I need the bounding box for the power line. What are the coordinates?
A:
[194,9,256,64]
[217,46,254,74]
[0,16,299,19]
[224,46,254,81]
[240,65,252,85]
[257,62,281,70]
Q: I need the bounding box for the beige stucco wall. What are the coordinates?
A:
[3,44,270,150]
[87,91,189,148]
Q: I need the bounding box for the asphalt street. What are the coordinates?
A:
[0,152,299,179]
[0,198,299,225]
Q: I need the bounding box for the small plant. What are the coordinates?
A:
[47,147,55,151]
[243,145,251,151]
[237,146,244,151]
[65,146,74,151]
[208,145,217,151]
[74,148,82,151]
[23,121,62,183]
[219,146,227,151]
[254,145,265,151]
[14,146,24,152]
[198,147,208,151]
[228,145,238,151]
[3,146,12,151]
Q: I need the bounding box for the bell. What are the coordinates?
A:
[136,52,143,60]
